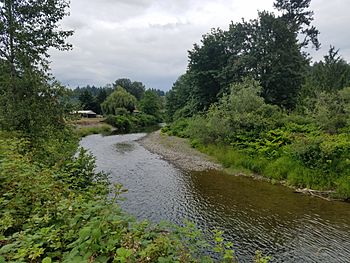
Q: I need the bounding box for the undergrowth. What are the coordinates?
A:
[162,82,350,200]
[0,131,270,262]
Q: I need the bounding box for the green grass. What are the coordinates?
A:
[194,142,350,199]
[76,124,113,137]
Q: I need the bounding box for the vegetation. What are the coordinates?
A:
[70,79,165,117]
[3,132,269,262]
[76,124,113,137]
[164,78,350,199]
[101,86,138,114]
[68,79,165,132]
[164,0,350,200]
[104,113,158,133]
[1,1,272,262]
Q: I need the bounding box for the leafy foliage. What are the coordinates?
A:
[101,86,137,114]
[0,132,263,263]
[164,79,350,199]
[113,78,145,101]
[166,0,319,114]
[139,90,162,119]
[105,113,158,133]
[0,0,74,153]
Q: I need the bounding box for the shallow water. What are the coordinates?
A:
[80,133,350,263]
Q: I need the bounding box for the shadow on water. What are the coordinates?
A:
[115,142,136,154]
[80,133,350,263]
[110,124,161,136]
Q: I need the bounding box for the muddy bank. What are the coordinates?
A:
[138,130,221,171]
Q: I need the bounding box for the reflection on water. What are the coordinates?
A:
[115,142,136,154]
[80,134,350,263]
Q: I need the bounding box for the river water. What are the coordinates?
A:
[80,133,350,263]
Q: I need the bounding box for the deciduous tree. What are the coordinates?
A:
[0,0,73,135]
[101,86,137,115]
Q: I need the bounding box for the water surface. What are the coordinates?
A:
[80,134,350,263]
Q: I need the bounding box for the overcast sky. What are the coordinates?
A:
[49,0,350,91]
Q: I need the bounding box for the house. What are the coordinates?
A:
[76,110,97,118]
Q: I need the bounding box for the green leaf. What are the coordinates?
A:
[42,257,52,263]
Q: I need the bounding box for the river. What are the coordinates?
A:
[80,133,350,263]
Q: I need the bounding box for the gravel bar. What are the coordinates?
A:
[138,130,222,171]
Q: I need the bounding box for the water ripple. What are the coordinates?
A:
[80,134,350,263]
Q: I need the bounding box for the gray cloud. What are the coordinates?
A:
[50,0,350,90]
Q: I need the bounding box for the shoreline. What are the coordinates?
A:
[138,130,222,171]
[139,130,345,202]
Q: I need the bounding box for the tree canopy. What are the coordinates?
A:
[101,86,137,115]
[139,89,162,117]
[113,78,145,100]
[0,0,73,135]
[168,0,319,113]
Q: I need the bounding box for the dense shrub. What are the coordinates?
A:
[106,113,158,133]
[161,118,190,138]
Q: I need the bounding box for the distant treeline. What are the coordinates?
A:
[70,78,165,115]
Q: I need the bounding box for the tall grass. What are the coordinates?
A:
[195,142,347,198]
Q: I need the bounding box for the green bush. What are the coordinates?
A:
[105,113,158,133]
[163,118,190,138]
[114,115,131,132]
[336,176,350,200]
[288,133,350,174]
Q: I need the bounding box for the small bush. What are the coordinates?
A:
[114,115,131,132]
[164,118,190,138]
[105,113,159,133]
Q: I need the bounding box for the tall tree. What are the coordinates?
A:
[187,28,228,110]
[0,0,73,71]
[78,89,100,113]
[165,74,194,121]
[273,0,320,49]
[101,86,137,115]
[113,78,145,100]
[0,0,73,134]
[301,46,350,98]
[250,11,307,109]
[139,90,162,117]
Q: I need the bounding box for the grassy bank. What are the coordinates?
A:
[162,120,350,200]
[162,82,350,201]
[75,123,113,137]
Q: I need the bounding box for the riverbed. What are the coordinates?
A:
[80,133,350,263]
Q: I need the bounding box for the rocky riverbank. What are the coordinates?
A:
[138,130,222,171]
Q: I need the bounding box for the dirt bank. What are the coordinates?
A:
[138,130,222,171]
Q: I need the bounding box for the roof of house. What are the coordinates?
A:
[76,110,97,115]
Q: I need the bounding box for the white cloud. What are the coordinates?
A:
[50,0,350,90]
